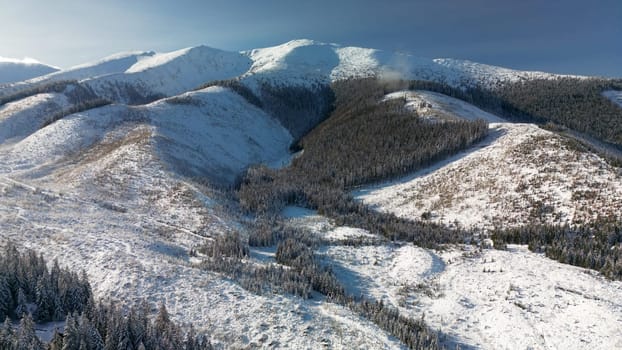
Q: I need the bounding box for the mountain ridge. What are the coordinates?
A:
[2,39,589,93]
[0,56,59,84]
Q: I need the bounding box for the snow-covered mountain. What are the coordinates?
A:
[1,39,573,100]
[357,91,622,230]
[241,39,568,89]
[1,40,621,349]
[0,56,59,84]
[30,51,156,82]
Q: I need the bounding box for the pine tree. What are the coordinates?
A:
[14,289,27,318]
[62,314,80,350]
[0,276,12,320]
[128,303,148,349]
[77,313,103,350]
[49,330,64,350]
[16,314,44,350]
[184,324,198,350]
[154,304,170,336]
[116,322,132,350]
[0,317,16,350]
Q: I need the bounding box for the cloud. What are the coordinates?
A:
[0,56,43,65]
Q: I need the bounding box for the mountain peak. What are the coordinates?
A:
[0,56,59,84]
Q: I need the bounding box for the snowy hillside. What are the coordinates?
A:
[284,208,622,350]
[84,46,252,104]
[0,87,292,187]
[1,40,620,349]
[0,92,70,145]
[0,177,409,349]
[1,40,579,109]
[0,57,58,84]
[356,91,622,230]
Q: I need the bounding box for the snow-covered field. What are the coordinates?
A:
[31,51,156,83]
[357,92,622,230]
[325,241,622,349]
[0,62,403,347]
[86,45,252,102]
[0,93,70,145]
[0,86,292,187]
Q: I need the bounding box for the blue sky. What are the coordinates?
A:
[1,0,620,77]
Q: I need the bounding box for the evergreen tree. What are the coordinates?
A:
[15,314,44,350]
[0,276,11,320]
[62,314,80,350]
[49,330,64,350]
[0,317,15,350]
[14,289,27,318]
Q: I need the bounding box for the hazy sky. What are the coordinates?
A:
[1,0,620,77]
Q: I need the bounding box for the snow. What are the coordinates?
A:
[278,207,622,349]
[0,93,70,145]
[0,164,406,350]
[90,45,252,100]
[0,58,59,84]
[242,39,570,90]
[356,93,622,230]
[384,90,504,122]
[3,104,133,171]
[0,56,45,65]
[147,86,293,184]
[357,122,622,230]
[0,86,292,187]
[281,205,318,219]
[431,58,577,87]
[323,239,622,349]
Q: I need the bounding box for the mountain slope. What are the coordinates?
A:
[0,92,70,145]
[85,46,252,104]
[356,91,622,230]
[1,86,292,187]
[0,57,59,84]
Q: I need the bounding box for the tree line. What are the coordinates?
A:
[491,218,622,280]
